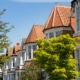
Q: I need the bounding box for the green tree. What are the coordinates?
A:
[34,34,79,80]
[0,54,10,67]
[0,9,13,66]
[0,9,13,52]
[19,61,41,80]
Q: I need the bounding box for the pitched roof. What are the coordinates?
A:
[25,25,45,43]
[6,48,13,56]
[11,43,21,56]
[44,5,71,30]
[14,43,20,52]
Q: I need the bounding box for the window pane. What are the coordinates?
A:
[76,49,80,71]
[56,31,61,37]
[13,58,15,67]
[79,7,80,18]
[77,7,79,19]
[33,45,36,51]
[46,33,48,39]
[76,49,79,59]
[49,32,54,38]
[77,20,80,31]
[77,7,80,31]
[77,20,79,31]
[22,53,24,61]
[28,46,31,59]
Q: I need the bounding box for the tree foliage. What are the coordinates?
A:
[0,54,10,67]
[19,61,41,80]
[0,9,13,67]
[34,34,79,80]
[0,9,13,52]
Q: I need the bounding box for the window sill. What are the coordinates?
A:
[26,59,32,61]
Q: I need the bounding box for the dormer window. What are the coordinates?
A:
[77,7,80,31]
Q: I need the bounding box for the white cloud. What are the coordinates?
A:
[10,0,72,3]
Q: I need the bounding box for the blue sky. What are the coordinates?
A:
[0,0,71,47]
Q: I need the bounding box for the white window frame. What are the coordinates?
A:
[28,46,31,59]
[26,43,36,61]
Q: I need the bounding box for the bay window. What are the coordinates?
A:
[27,45,37,60]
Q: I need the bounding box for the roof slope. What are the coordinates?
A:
[25,25,45,43]
[12,43,21,56]
[6,48,13,56]
[45,5,71,30]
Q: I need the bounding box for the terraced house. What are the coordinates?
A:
[1,0,80,80]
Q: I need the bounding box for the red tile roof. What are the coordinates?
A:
[6,48,13,56]
[11,43,21,56]
[44,5,71,30]
[25,25,45,43]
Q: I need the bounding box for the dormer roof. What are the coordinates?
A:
[25,25,45,43]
